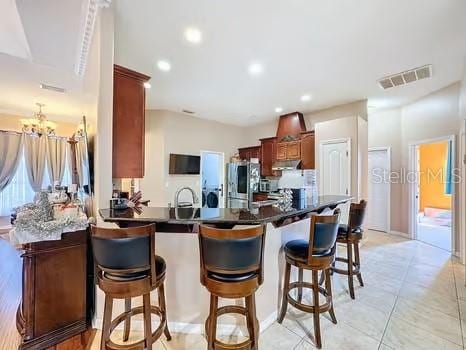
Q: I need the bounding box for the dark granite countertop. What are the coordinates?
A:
[99,195,351,225]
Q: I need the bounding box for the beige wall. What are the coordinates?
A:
[369,83,462,249]
[0,112,78,136]
[93,7,114,219]
[315,116,367,202]
[400,83,461,239]
[368,108,403,232]
[141,110,248,206]
[304,100,368,130]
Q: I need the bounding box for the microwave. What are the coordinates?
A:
[259,179,270,192]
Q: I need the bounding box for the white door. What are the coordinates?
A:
[367,149,390,232]
[320,140,351,223]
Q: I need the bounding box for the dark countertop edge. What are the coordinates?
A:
[99,197,350,225]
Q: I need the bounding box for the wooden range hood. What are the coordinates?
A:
[276,112,306,142]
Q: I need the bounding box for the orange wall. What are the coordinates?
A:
[419,141,451,211]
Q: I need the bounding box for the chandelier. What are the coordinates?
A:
[21,103,57,136]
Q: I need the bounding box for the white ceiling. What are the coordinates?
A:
[0,0,98,124]
[114,0,466,126]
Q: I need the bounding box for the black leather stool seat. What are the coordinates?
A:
[284,239,331,261]
[208,271,256,282]
[337,224,362,238]
[104,255,166,281]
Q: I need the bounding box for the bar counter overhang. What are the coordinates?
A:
[97,195,351,334]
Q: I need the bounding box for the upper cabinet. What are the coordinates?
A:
[260,137,277,176]
[300,131,315,169]
[238,146,261,161]
[276,141,300,160]
[113,65,150,178]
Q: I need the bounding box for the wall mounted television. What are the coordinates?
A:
[169,154,201,175]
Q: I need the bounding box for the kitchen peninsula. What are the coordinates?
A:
[97,195,350,333]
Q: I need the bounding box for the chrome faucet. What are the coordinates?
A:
[174,187,199,207]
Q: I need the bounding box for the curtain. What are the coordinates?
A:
[0,132,23,192]
[24,134,47,191]
[75,138,89,187]
[0,151,36,216]
[46,136,67,184]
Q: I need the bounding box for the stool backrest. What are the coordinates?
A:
[348,200,367,232]
[308,209,341,264]
[91,224,157,283]
[198,224,266,284]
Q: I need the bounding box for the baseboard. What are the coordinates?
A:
[389,230,410,238]
[94,310,277,336]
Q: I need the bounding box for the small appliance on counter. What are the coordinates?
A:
[259,179,270,192]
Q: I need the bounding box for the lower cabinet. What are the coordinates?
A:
[16,230,94,350]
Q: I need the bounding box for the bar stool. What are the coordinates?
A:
[277,209,340,349]
[198,224,266,350]
[332,200,367,299]
[91,224,171,350]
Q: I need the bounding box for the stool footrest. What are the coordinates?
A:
[287,282,332,314]
[333,257,361,275]
[106,305,166,350]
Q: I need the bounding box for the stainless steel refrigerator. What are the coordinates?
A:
[226,161,260,208]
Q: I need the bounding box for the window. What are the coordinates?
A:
[0,148,73,216]
[0,150,35,216]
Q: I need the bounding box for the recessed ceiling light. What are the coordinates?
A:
[275,107,283,113]
[248,62,264,76]
[143,82,151,89]
[157,60,171,72]
[184,27,202,44]
[301,94,312,102]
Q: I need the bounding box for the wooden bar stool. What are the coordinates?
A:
[332,200,367,299]
[91,224,171,350]
[198,224,267,350]
[277,209,340,349]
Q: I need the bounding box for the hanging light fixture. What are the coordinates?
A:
[20,103,57,136]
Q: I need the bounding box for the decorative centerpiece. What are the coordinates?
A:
[9,189,89,245]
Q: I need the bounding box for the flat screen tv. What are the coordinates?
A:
[169,154,201,174]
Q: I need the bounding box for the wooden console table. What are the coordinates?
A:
[15,229,94,350]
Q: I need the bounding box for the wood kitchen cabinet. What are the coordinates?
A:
[300,131,315,169]
[238,146,261,161]
[113,65,150,178]
[276,141,301,160]
[16,230,94,349]
[260,137,277,176]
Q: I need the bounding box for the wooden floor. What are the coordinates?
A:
[0,237,22,349]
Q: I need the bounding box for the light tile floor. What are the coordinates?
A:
[91,230,466,349]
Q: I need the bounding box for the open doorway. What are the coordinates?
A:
[410,138,454,252]
[200,151,225,208]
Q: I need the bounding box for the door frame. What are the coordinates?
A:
[408,135,456,253]
[200,150,225,208]
[319,138,352,196]
[368,147,391,233]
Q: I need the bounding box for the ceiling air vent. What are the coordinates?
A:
[40,83,66,93]
[378,64,432,90]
